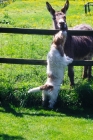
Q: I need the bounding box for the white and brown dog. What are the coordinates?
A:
[28,30,73,109]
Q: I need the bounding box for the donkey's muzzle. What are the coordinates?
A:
[59,22,67,31]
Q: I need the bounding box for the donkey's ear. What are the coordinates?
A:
[61,0,69,14]
[46,2,55,16]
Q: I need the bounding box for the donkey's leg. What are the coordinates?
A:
[82,66,92,79]
[82,66,88,79]
[88,66,92,79]
[87,55,93,79]
[68,65,75,86]
[83,55,92,79]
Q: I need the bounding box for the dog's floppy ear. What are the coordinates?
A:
[53,32,63,46]
[53,32,65,56]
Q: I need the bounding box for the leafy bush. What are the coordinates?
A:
[1,78,93,111]
[75,80,93,109]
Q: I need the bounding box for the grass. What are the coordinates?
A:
[0,0,93,139]
[0,106,93,140]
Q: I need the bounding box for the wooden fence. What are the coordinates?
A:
[84,2,93,14]
[0,0,15,3]
[0,27,93,66]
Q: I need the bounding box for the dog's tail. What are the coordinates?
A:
[28,84,53,93]
[28,87,41,93]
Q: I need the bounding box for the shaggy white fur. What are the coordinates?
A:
[28,31,73,108]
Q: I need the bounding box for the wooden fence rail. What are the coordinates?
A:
[0,27,93,36]
[84,2,93,14]
[0,58,93,66]
[0,27,93,66]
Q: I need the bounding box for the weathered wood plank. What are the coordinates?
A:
[0,28,59,35]
[0,58,93,66]
[0,27,93,36]
[0,58,47,65]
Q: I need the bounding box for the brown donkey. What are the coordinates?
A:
[46,0,93,86]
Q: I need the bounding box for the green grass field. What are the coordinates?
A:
[0,106,93,140]
[0,0,93,139]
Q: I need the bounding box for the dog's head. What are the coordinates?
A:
[52,30,67,56]
[53,31,67,45]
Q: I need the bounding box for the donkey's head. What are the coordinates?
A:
[46,0,69,30]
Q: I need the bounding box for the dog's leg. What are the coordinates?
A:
[42,90,49,108]
[48,88,59,109]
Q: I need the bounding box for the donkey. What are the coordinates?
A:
[46,0,93,86]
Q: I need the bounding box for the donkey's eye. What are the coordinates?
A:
[59,13,62,15]
[56,13,59,16]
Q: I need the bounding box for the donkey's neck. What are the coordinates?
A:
[64,35,72,57]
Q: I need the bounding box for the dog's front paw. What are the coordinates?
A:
[66,56,73,64]
[71,58,73,63]
[69,58,73,63]
[66,56,73,61]
[66,59,73,65]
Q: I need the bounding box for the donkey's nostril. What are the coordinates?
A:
[59,22,64,26]
[59,19,64,24]
[58,19,67,30]
[59,21,64,25]
[59,22,67,30]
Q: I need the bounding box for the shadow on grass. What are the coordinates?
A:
[0,102,23,117]
[0,134,25,140]
[1,102,93,120]
[0,103,66,117]
[56,108,93,120]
